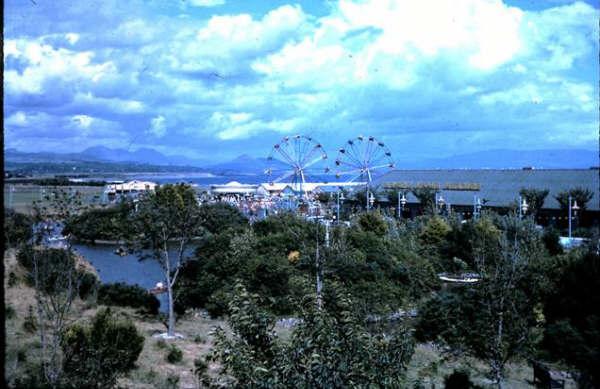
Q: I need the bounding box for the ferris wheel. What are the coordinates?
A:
[334,135,394,184]
[266,135,329,197]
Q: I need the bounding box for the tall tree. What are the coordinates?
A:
[519,188,549,218]
[416,215,542,388]
[411,187,437,214]
[554,187,594,211]
[130,184,204,337]
[28,189,86,387]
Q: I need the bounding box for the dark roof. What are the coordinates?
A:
[373,169,599,210]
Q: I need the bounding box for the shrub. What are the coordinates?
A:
[5,304,16,320]
[193,334,205,344]
[78,271,99,299]
[444,369,480,389]
[165,373,180,389]
[61,308,144,388]
[4,208,33,248]
[166,344,183,364]
[8,271,18,287]
[97,282,160,314]
[155,339,167,349]
[22,306,38,334]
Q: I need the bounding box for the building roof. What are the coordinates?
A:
[105,180,157,193]
[373,169,599,210]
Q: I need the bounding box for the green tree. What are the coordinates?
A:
[198,202,248,234]
[541,251,600,388]
[554,187,594,211]
[4,207,33,248]
[130,184,205,337]
[205,282,415,388]
[61,308,144,388]
[417,215,543,388]
[519,188,549,218]
[411,187,437,214]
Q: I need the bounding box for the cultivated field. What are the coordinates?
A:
[3,185,106,214]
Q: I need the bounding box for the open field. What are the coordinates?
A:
[3,185,106,214]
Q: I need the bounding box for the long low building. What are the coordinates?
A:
[374,169,599,210]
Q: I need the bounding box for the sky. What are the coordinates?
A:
[4,0,599,163]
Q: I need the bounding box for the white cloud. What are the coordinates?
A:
[73,114,93,128]
[65,33,79,45]
[149,115,167,137]
[6,111,28,127]
[3,39,116,95]
[189,0,225,7]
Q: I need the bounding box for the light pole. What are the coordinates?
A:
[519,196,528,219]
[336,191,345,224]
[473,195,482,219]
[437,194,445,215]
[398,191,407,219]
[568,196,580,239]
[368,192,375,210]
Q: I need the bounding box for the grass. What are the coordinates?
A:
[4,185,106,214]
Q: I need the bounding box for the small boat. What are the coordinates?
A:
[149,282,167,294]
[114,246,128,257]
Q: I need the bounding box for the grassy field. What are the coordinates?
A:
[4,249,576,388]
[3,185,106,214]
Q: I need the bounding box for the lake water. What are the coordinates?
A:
[73,243,195,312]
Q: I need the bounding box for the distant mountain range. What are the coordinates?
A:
[4,147,598,174]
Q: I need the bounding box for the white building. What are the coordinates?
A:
[105,180,157,200]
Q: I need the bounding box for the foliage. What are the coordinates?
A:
[554,187,594,210]
[519,188,549,217]
[356,211,387,236]
[444,369,481,389]
[97,282,160,315]
[4,208,33,248]
[64,200,134,242]
[541,251,600,387]
[61,308,144,388]
[166,344,183,364]
[411,187,437,214]
[78,272,99,300]
[130,183,205,336]
[417,215,544,387]
[542,228,563,256]
[198,202,248,234]
[206,282,415,388]
[23,305,38,333]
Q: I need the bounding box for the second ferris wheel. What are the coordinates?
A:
[334,135,395,209]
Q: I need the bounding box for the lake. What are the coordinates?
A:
[73,243,195,313]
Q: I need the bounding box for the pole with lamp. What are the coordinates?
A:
[568,195,580,239]
[398,191,407,219]
[473,195,482,219]
[437,194,445,215]
[336,190,345,224]
[519,196,529,219]
[368,191,375,210]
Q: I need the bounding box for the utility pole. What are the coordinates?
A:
[315,219,322,310]
[568,195,572,239]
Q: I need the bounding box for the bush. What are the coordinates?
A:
[165,373,180,389]
[8,271,18,287]
[4,208,33,248]
[61,308,144,388]
[5,304,16,320]
[23,306,38,334]
[97,282,160,314]
[78,271,99,299]
[444,369,480,389]
[166,344,183,364]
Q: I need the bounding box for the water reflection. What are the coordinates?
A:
[73,244,195,313]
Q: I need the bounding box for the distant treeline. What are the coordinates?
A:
[5,177,107,186]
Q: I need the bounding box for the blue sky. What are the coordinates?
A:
[4,0,599,163]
